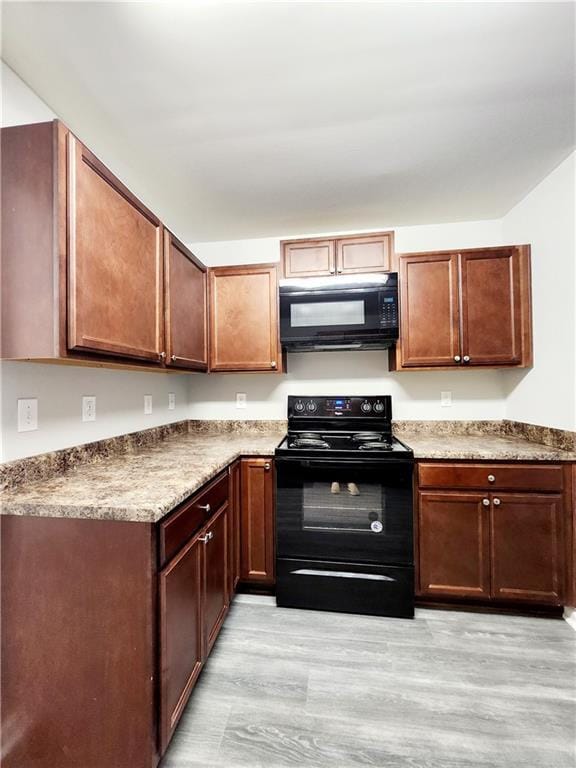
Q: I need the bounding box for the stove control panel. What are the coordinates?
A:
[289,396,391,419]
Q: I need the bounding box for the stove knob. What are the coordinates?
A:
[306,401,317,413]
[374,401,384,413]
[294,401,305,413]
[361,401,372,413]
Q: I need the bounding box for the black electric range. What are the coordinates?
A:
[275,396,415,619]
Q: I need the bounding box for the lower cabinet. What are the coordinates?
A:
[417,463,567,606]
[159,491,229,754]
[240,457,275,586]
[230,460,242,592]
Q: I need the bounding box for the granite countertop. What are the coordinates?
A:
[399,432,576,462]
[0,431,284,523]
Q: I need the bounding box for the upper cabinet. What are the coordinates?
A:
[67,136,164,362]
[1,120,208,372]
[164,231,208,371]
[209,264,283,372]
[281,231,395,278]
[391,246,532,370]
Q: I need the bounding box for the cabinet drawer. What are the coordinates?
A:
[418,463,563,493]
[160,472,229,566]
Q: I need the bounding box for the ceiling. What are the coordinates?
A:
[2,1,575,242]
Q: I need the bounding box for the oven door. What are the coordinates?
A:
[276,458,413,566]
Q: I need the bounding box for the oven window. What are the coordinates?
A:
[302,481,384,533]
[290,300,365,328]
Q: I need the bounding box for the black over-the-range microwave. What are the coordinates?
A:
[279,273,399,352]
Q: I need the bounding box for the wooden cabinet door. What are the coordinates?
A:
[398,253,461,367]
[418,491,491,599]
[204,504,229,654]
[336,232,394,274]
[230,461,242,592]
[240,458,275,585]
[159,533,203,754]
[460,249,523,366]
[67,136,164,362]
[281,240,335,278]
[490,493,564,604]
[164,231,207,371]
[209,265,281,372]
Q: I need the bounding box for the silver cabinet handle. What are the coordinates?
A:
[329,268,336,274]
[487,474,495,483]
[198,503,211,513]
[264,462,271,471]
[454,355,461,362]
[337,269,343,274]
[463,355,470,362]
[199,531,214,543]
[482,499,490,506]
[159,351,166,360]
[493,498,501,506]
[271,361,277,369]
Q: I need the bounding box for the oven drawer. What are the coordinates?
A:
[418,463,563,493]
[160,472,229,566]
[276,558,414,618]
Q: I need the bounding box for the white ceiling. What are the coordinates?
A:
[2,1,575,242]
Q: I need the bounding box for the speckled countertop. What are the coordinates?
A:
[1,421,574,524]
[399,433,576,462]
[0,432,284,523]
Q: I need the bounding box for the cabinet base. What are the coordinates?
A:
[416,595,564,618]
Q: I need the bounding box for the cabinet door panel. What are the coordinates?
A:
[67,136,163,361]
[282,240,334,278]
[240,458,275,585]
[336,233,394,274]
[159,535,203,754]
[399,254,460,367]
[460,249,522,365]
[418,491,490,599]
[490,493,564,604]
[209,265,280,371]
[165,232,207,370]
[204,505,229,653]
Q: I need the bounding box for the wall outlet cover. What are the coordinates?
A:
[440,391,452,407]
[236,393,247,409]
[17,398,38,432]
[82,396,96,422]
[168,393,176,411]
[144,395,153,415]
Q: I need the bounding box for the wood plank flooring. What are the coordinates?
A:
[161,595,576,768]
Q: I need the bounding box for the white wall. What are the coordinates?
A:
[0,64,191,461]
[189,219,509,421]
[501,152,576,431]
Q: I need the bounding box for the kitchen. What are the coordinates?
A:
[1,2,575,767]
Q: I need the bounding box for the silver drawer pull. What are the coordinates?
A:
[454,355,461,362]
[493,498,501,506]
[291,569,395,582]
[482,499,490,506]
[487,474,495,483]
[199,531,214,543]
[198,503,211,513]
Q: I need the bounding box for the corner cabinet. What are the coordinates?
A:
[209,265,283,372]
[240,457,276,585]
[164,231,208,371]
[416,462,567,607]
[390,246,532,370]
[281,231,395,278]
[1,120,209,372]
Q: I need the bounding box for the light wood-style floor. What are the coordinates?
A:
[161,595,576,768]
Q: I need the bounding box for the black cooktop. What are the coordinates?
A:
[276,431,412,459]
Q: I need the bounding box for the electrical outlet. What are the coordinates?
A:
[82,396,96,422]
[441,391,452,407]
[236,392,247,409]
[168,392,176,411]
[17,398,38,432]
[144,395,153,415]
